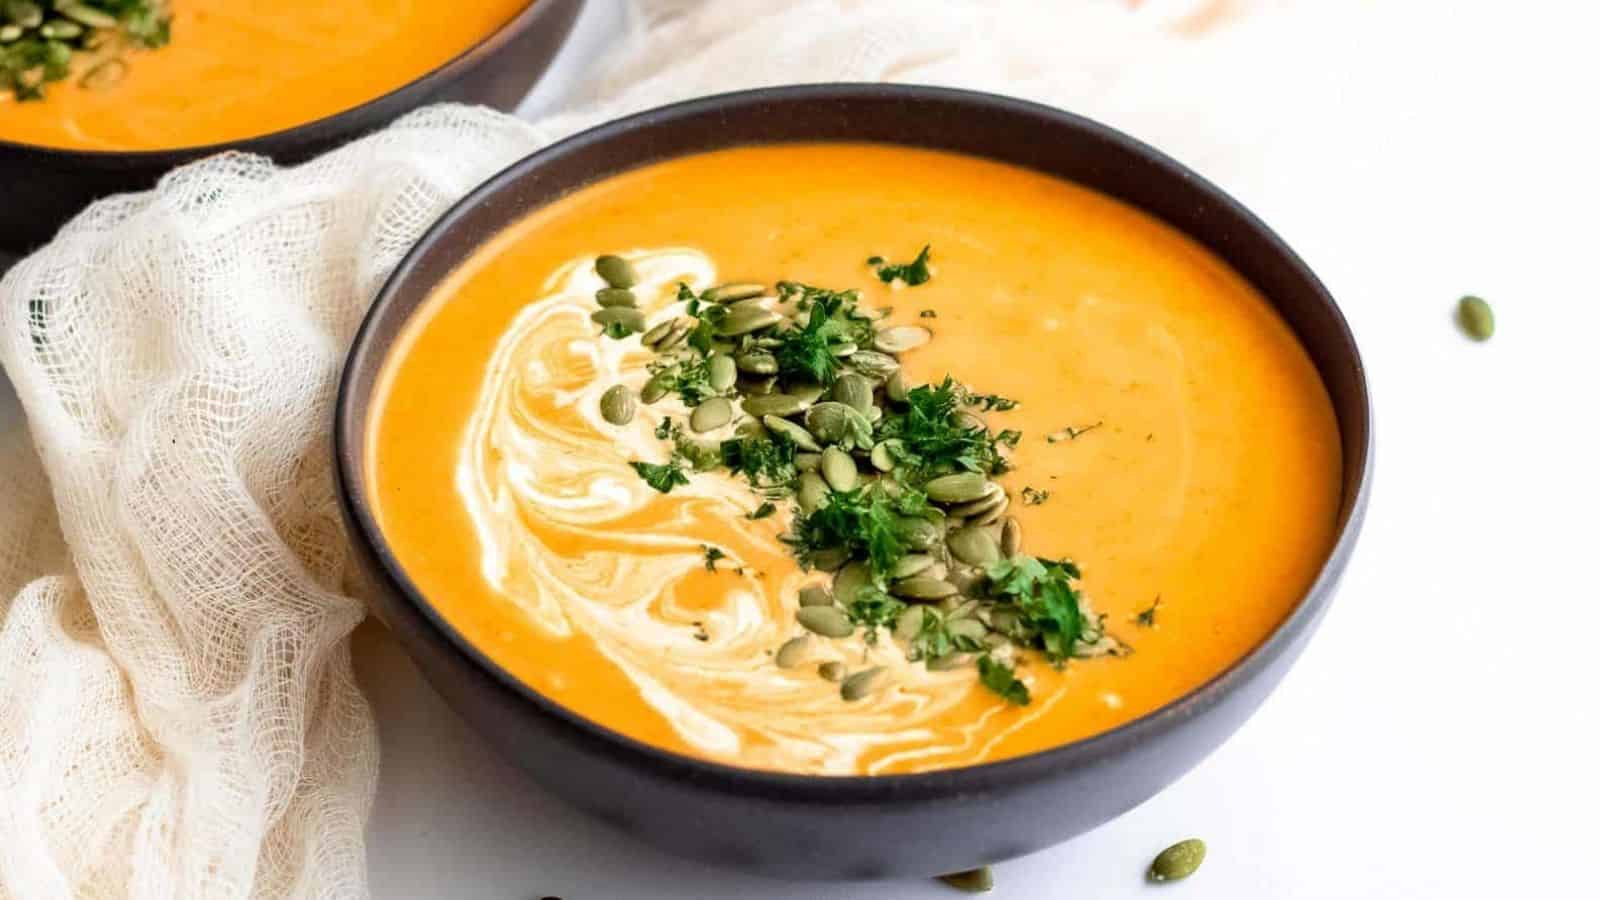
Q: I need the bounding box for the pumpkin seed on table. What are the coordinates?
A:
[703,282,765,302]
[689,397,733,432]
[797,585,833,607]
[1457,294,1494,340]
[594,254,637,288]
[763,415,822,452]
[707,354,738,392]
[1148,838,1206,883]
[598,385,635,425]
[774,636,812,668]
[591,306,645,334]
[925,472,992,504]
[840,666,888,701]
[936,866,994,893]
[820,446,859,492]
[594,287,637,308]
[873,324,932,354]
[796,605,854,638]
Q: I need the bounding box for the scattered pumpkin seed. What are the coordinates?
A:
[808,546,850,571]
[831,561,872,605]
[818,661,845,682]
[595,287,637,308]
[797,605,854,638]
[796,471,830,513]
[744,393,809,418]
[734,350,779,374]
[873,324,933,354]
[893,516,943,552]
[949,484,1006,518]
[690,397,733,432]
[39,19,82,39]
[971,493,1010,526]
[936,867,994,893]
[848,349,901,378]
[1148,838,1206,883]
[718,305,783,336]
[840,666,888,701]
[703,282,765,302]
[794,451,822,472]
[926,652,975,672]
[1457,294,1494,341]
[869,440,897,472]
[591,306,645,334]
[707,354,738,392]
[947,617,987,645]
[829,372,875,416]
[79,58,128,92]
[891,576,961,601]
[640,319,676,346]
[594,254,637,288]
[0,23,20,42]
[798,585,833,607]
[891,553,937,579]
[654,319,692,351]
[947,526,1001,566]
[886,369,909,403]
[775,636,812,668]
[58,3,117,28]
[894,605,930,641]
[820,446,859,492]
[804,402,873,449]
[640,372,673,404]
[1000,518,1021,558]
[763,415,823,452]
[599,385,635,426]
[925,472,993,504]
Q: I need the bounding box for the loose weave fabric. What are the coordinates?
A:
[0,1,1349,896]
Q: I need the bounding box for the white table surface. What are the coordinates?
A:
[6,2,1597,897]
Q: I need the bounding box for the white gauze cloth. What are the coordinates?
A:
[0,0,1402,896]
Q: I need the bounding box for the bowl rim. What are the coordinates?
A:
[0,0,553,160]
[334,82,1374,800]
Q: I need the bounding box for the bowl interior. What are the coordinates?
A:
[336,83,1372,790]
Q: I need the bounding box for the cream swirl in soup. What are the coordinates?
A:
[456,250,1062,773]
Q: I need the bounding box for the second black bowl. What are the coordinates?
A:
[334,83,1372,880]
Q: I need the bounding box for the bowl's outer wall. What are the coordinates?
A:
[334,86,1372,879]
[0,0,583,255]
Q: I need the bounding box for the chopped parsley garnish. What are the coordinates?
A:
[702,545,727,572]
[719,433,797,491]
[966,392,1018,412]
[1135,596,1162,627]
[869,245,933,286]
[769,285,873,386]
[876,376,1008,483]
[842,585,904,644]
[630,459,689,494]
[747,501,778,520]
[987,556,1087,663]
[978,655,1031,705]
[786,485,928,579]
[919,309,938,318]
[1046,421,1104,443]
[1021,486,1051,506]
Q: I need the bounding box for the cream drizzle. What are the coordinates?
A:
[457,249,1057,774]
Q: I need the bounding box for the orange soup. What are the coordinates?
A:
[0,0,528,151]
[367,144,1343,776]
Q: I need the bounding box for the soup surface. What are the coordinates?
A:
[367,144,1343,775]
[0,0,527,151]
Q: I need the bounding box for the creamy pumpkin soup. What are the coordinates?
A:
[367,144,1343,776]
[0,0,527,150]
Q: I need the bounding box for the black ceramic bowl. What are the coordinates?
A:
[0,0,583,256]
[335,84,1372,880]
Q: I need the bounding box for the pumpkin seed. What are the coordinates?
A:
[947,567,987,597]
[798,585,833,607]
[707,354,738,392]
[796,605,853,638]
[894,517,942,552]
[797,471,830,513]
[829,341,858,358]
[6,2,43,28]
[58,3,116,28]
[763,415,822,451]
[690,397,733,432]
[925,473,992,504]
[832,561,871,605]
[936,867,994,893]
[848,350,901,378]
[718,306,783,336]
[787,384,827,407]
[1000,517,1021,558]
[1457,294,1494,340]
[891,554,936,579]
[703,282,765,302]
[744,393,809,417]
[591,307,645,334]
[804,402,873,449]
[820,446,859,492]
[738,374,777,395]
[972,493,1010,526]
[947,617,988,646]
[818,661,845,682]
[38,18,80,38]
[734,419,769,441]
[640,372,673,404]
[831,373,875,416]
[654,319,692,351]
[949,484,1005,517]
[594,254,637,289]
[891,576,960,601]
[0,23,20,41]
[869,440,899,472]
[794,452,822,471]
[926,652,975,672]
[886,370,909,403]
[808,546,850,571]
[873,325,932,354]
[640,319,676,346]
[775,636,812,668]
[840,666,888,701]
[735,350,778,374]
[599,385,636,425]
[894,605,929,642]
[1148,838,1206,883]
[947,526,1000,567]
[595,287,637,308]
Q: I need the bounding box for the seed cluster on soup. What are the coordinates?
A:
[0,0,528,150]
[367,144,1344,776]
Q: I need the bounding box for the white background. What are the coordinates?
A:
[6,1,1598,897]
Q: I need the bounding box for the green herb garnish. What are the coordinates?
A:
[629,459,690,494]
[747,501,778,520]
[978,654,1031,705]
[2,0,171,102]
[1046,421,1103,443]
[1021,486,1051,506]
[719,433,797,491]
[988,555,1087,663]
[1135,596,1161,627]
[869,244,933,286]
[966,392,1018,412]
[703,545,727,572]
[786,486,921,579]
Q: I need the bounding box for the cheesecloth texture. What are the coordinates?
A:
[0,0,1353,896]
